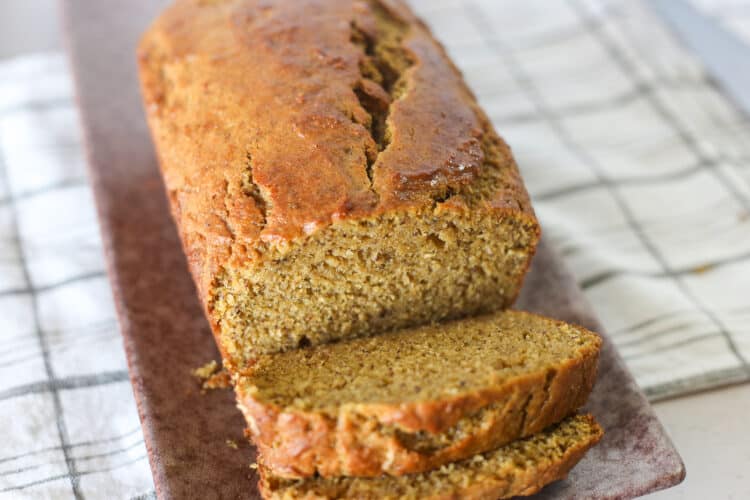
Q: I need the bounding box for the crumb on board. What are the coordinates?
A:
[249,463,258,470]
[691,263,714,274]
[192,360,232,391]
[193,360,219,379]
[203,370,232,390]
[226,439,239,450]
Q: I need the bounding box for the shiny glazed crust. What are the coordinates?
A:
[237,314,601,478]
[136,0,539,313]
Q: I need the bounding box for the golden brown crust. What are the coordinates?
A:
[137,0,538,306]
[439,419,600,500]
[257,414,604,500]
[237,313,601,478]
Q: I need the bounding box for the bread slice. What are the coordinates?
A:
[138,0,540,368]
[236,311,601,478]
[258,414,603,500]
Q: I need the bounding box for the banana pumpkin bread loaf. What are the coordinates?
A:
[259,414,604,500]
[137,0,540,368]
[237,311,601,478]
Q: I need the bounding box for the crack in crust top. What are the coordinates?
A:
[137,0,536,299]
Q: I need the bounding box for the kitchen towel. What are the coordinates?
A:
[0,54,154,499]
[693,0,750,44]
[0,0,748,498]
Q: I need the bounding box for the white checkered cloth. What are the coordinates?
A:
[0,56,153,498]
[693,0,750,43]
[1,0,749,498]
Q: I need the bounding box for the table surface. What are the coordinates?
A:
[2,0,748,498]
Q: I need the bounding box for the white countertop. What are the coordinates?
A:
[645,383,750,499]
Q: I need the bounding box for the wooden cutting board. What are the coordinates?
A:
[62,1,685,498]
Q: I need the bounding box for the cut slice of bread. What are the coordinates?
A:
[258,414,603,500]
[236,311,601,478]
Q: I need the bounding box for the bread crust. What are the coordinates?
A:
[257,414,604,499]
[237,313,601,478]
[136,0,539,313]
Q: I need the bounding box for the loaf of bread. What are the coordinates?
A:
[138,1,603,496]
[259,414,604,500]
[137,0,540,368]
[238,310,601,478]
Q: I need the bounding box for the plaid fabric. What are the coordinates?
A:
[693,0,750,42]
[0,0,748,498]
[408,0,750,399]
[0,55,153,499]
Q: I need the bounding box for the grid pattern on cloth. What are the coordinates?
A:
[408,0,750,399]
[0,0,748,498]
[0,55,153,499]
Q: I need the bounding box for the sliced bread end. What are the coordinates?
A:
[259,413,603,500]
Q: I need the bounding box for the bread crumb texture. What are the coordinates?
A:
[246,311,598,410]
[237,310,601,477]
